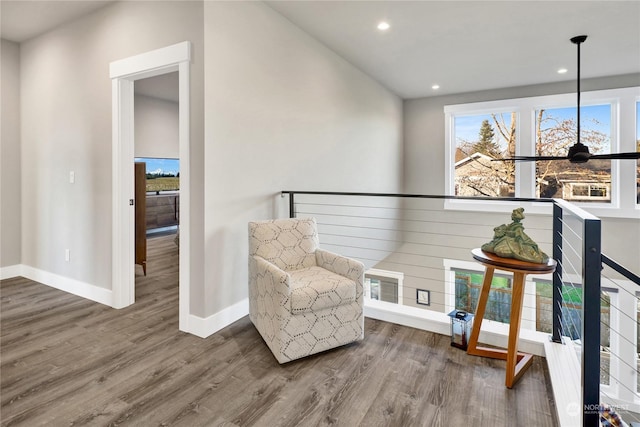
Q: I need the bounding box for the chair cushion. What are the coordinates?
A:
[289,266,356,314]
[248,218,319,271]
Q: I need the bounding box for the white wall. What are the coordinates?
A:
[202,2,403,315]
[14,0,402,323]
[19,1,205,295]
[403,74,640,272]
[134,95,179,159]
[1,39,21,268]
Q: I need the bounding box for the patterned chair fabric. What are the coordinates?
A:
[248,217,365,363]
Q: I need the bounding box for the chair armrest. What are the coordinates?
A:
[249,255,291,314]
[315,248,364,287]
[250,255,290,290]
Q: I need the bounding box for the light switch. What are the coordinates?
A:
[69,171,75,184]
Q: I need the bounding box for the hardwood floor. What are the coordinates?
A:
[1,234,557,426]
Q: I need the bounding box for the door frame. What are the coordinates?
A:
[110,41,191,331]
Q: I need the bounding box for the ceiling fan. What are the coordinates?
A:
[498,35,640,164]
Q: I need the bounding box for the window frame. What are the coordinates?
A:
[444,87,640,219]
[564,182,610,201]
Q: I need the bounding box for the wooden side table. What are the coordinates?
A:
[467,248,556,388]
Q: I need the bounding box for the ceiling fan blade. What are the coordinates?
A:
[588,152,640,160]
[493,155,567,162]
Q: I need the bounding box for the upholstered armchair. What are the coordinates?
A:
[248,217,365,363]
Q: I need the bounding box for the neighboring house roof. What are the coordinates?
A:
[454,152,496,168]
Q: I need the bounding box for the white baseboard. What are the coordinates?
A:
[0,264,22,280]
[185,298,249,338]
[5,264,112,306]
[365,299,451,336]
[365,298,546,356]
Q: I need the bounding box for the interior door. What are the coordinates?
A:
[135,162,147,275]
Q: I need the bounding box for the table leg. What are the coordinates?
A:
[467,267,534,388]
[505,272,532,388]
[467,267,494,355]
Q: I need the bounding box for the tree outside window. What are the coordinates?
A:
[535,105,611,202]
[453,106,612,202]
[454,113,516,197]
[446,87,639,215]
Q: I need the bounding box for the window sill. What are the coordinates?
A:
[443,198,554,216]
[443,198,640,219]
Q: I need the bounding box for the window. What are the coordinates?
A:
[454,270,512,324]
[453,113,516,197]
[536,282,611,385]
[535,104,611,202]
[564,182,610,201]
[445,87,640,217]
[365,269,403,305]
[134,157,180,194]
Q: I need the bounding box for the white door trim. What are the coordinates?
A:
[110,41,191,332]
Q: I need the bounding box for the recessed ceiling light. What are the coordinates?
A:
[557,68,568,74]
[377,21,390,31]
[432,84,440,90]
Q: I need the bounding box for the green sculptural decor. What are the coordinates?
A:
[481,208,549,264]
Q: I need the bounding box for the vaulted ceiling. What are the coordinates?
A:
[266,1,640,98]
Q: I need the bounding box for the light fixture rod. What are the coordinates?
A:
[571,35,587,146]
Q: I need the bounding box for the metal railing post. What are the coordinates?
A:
[289,192,295,218]
[582,217,601,427]
[552,202,563,343]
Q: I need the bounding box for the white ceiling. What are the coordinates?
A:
[266,1,640,98]
[135,72,179,103]
[2,1,639,99]
[0,1,115,43]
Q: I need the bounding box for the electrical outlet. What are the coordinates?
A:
[65,249,70,262]
[69,171,75,184]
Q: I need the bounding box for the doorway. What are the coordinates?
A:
[133,72,180,278]
[110,42,191,332]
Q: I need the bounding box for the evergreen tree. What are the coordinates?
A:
[473,119,500,157]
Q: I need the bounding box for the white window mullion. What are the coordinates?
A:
[518,108,535,198]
